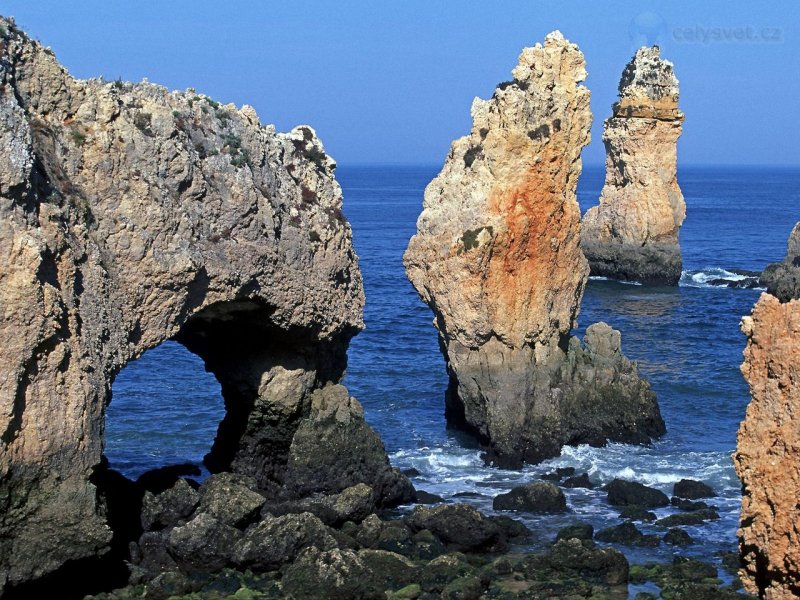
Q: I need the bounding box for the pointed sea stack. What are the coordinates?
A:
[581,46,686,285]
[404,32,664,468]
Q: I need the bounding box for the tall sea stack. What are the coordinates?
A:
[404,32,664,468]
[735,224,800,599]
[581,46,686,285]
[0,18,410,594]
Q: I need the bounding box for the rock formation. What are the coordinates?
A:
[736,291,800,599]
[760,222,800,301]
[0,17,410,594]
[404,32,664,468]
[581,46,685,285]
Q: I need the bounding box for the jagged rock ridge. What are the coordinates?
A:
[404,32,664,468]
[0,17,410,594]
[581,46,686,285]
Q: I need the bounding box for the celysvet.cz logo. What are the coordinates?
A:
[673,25,783,44]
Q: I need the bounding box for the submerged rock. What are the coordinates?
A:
[760,222,800,301]
[404,31,663,468]
[582,46,686,285]
[735,292,800,598]
[595,522,660,547]
[0,17,406,592]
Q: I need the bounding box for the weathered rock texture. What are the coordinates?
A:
[760,222,800,301]
[735,292,800,599]
[404,32,664,468]
[0,18,409,594]
[581,46,685,285]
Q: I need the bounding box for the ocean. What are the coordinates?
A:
[107,164,800,573]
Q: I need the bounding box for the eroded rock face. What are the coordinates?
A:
[581,46,685,285]
[735,293,800,599]
[760,222,800,301]
[0,18,407,592]
[404,32,664,467]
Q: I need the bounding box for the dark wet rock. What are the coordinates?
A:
[406,504,501,552]
[492,482,567,513]
[402,468,421,477]
[760,222,800,301]
[618,505,657,522]
[415,490,445,504]
[420,553,474,593]
[605,479,669,507]
[673,479,716,499]
[488,516,531,543]
[232,512,337,571]
[386,584,423,600]
[541,472,563,481]
[707,276,762,290]
[167,513,241,573]
[281,547,377,599]
[263,483,376,526]
[664,528,694,546]
[441,575,484,599]
[655,508,720,527]
[358,549,418,591]
[143,570,192,600]
[133,531,179,581]
[630,557,729,600]
[452,491,485,499]
[141,479,200,532]
[410,529,448,561]
[595,522,660,547]
[282,386,416,508]
[671,496,713,511]
[556,522,594,542]
[198,473,265,528]
[556,467,576,478]
[562,472,594,489]
[538,538,629,586]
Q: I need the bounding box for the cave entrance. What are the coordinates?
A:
[106,340,225,481]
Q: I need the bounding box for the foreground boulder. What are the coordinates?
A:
[0,17,409,594]
[404,31,664,468]
[581,46,686,285]
[760,222,800,301]
[735,292,800,599]
[405,504,502,552]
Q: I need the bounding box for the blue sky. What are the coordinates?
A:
[4,1,797,166]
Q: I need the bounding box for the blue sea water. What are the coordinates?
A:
[108,164,800,573]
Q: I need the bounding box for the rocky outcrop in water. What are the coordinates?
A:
[581,46,685,285]
[404,32,664,468]
[735,292,800,599]
[0,17,410,595]
[760,222,800,301]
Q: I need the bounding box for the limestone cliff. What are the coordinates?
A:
[760,222,800,301]
[736,293,800,599]
[0,18,409,593]
[404,32,664,468]
[581,46,685,285]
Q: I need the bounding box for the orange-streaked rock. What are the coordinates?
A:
[404,32,663,467]
[735,293,800,599]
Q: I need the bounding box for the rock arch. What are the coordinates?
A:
[0,18,410,593]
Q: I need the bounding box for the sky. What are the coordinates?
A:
[3,1,798,166]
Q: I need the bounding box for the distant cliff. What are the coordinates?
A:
[581,46,685,285]
[404,32,664,468]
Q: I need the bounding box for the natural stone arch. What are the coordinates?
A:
[0,19,410,593]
